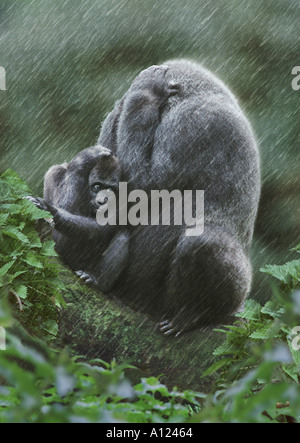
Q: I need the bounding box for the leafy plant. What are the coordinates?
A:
[0,170,201,423]
[1,170,300,423]
[0,321,201,424]
[197,253,300,422]
[0,169,65,341]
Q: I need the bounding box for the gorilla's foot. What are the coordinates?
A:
[159,320,183,338]
[76,270,97,287]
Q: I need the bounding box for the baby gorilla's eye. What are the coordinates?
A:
[92,183,102,193]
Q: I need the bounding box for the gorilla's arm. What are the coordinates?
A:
[118,91,161,164]
[116,66,179,178]
[27,193,129,294]
[26,196,117,240]
[98,98,125,155]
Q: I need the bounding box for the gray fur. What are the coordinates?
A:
[28,146,129,293]
[98,59,261,334]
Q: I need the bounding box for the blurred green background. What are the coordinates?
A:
[0,0,299,302]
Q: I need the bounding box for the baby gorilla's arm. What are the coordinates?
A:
[25,196,117,240]
[26,195,129,293]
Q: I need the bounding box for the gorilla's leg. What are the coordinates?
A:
[162,226,251,336]
[76,231,130,294]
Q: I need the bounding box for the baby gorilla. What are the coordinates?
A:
[27,146,129,293]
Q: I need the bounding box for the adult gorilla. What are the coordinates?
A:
[96,60,260,335]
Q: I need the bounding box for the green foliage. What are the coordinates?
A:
[0,170,65,341]
[197,254,300,423]
[0,322,201,423]
[1,170,300,423]
[261,260,300,288]
[0,170,202,423]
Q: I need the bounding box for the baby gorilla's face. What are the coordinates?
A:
[88,154,120,215]
[90,183,116,214]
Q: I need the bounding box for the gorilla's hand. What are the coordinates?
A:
[120,65,181,142]
[132,65,180,108]
[68,145,113,177]
[24,196,53,214]
[93,146,112,158]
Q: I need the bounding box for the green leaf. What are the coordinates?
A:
[0,213,9,226]
[43,320,58,336]
[287,338,300,367]
[8,271,27,284]
[0,261,15,278]
[202,357,233,378]
[0,204,24,215]
[213,342,240,357]
[249,322,280,340]
[25,231,42,248]
[291,244,300,254]
[16,285,28,300]
[22,199,52,220]
[260,300,285,319]
[282,364,299,383]
[0,169,31,196]
[2,227,30,244]
[0,181,13,201]
[22,253,44,269]
[236,299,262,321]
[41,241,58,257]
[261,260,300,284]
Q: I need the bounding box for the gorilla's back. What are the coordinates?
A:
[151,59,261,253]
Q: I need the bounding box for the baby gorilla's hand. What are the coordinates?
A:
[24,196,52,213]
